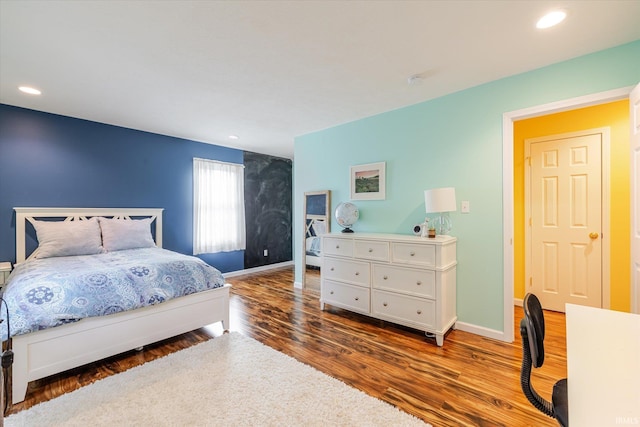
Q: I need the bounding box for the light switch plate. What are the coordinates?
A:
[461,201,470,213]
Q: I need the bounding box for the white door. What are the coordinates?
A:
[527,130,604,312]
[631,83,640,314]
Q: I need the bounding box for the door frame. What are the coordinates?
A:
[524,128,611,310]
[631,83,640,314]
[502,86,634,343]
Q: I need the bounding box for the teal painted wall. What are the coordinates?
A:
[294,40,640,333]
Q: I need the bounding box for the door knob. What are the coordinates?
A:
[589,232,599,240]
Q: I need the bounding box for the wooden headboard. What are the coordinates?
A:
[14,207,164,263]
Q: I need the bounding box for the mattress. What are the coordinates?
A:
[1,247,225,339]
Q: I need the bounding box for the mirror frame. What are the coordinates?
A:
[302,190,331,289]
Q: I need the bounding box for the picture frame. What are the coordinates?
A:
[350,162,386,200]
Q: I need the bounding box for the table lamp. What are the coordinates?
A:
[424,187,457,235]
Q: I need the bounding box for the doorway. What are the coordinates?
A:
[502,86,634,343]
[524,129,609,312]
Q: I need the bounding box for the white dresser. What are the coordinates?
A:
[320,233,457,346]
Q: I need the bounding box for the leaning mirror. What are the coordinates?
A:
[302,190,330,291]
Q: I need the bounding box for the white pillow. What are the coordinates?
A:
[32,217,104,259]
[99,217,156,251]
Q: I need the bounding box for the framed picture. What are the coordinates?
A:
[350,162,386,200]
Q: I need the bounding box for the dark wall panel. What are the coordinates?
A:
[243,152,292,268]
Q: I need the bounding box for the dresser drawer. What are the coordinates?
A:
[323,237,354,257]
[322,280,370,313]
[354,240,389,262]
[391,242,436,267]
[372,290,436,329]
[323,257,370,286]
[372,264,435,299]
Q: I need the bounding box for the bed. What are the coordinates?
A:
[4,207,231,404]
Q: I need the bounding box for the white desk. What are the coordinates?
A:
[566,304,640,427]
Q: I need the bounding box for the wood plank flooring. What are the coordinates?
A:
[6,266,567,426]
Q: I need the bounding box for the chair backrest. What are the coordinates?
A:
[523,293,545,368]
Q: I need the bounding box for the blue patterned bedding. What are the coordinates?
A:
[1,248,226,339]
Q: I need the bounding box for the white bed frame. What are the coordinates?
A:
[10,207,230,404]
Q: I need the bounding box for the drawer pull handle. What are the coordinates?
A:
[410,251,415,256]
[383,302,388,307]
[383,275,388,280]
[416,281,422,286]
[330,267,334,271]
[355,297,359,301]
[355,272,359,276]
[417,310,422,315]
[368,248,373,252]
[330,291,334,295]
[336,245,340,249]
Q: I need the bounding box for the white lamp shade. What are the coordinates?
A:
[424,187,457,213]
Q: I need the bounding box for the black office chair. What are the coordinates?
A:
[520,293,568,427]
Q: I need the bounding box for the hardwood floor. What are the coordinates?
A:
[304,266,321,292]
[6,266,567,426]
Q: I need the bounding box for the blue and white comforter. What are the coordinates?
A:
[1,247,226,339]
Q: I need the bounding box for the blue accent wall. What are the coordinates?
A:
[0,104,245,272]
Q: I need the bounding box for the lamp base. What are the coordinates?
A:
[433,213,452,236]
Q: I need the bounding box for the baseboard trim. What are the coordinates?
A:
[455,321,510,343]
[514,298,523,307]
[222,261,294,278]
[293,281,303,289]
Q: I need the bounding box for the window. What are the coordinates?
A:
[193,158,246,254]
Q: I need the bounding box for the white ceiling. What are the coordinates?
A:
[1,1,639,159]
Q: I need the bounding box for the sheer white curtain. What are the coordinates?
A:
[193,158,246,254]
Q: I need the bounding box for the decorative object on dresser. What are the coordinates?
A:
[413,219,435,238]
[320,233,457,346]
[350,162,386,200]
[334,202,359,233]
[412,223,426,236]
[424,187,457,235]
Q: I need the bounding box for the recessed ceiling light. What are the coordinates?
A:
[18,86,42,95]
[536,10,567,29]
[228,135,239,140]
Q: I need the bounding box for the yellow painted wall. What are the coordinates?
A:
[513,100,630,311]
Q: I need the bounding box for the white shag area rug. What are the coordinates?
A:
[5,332,429,427]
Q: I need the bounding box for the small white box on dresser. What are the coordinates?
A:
[320,233,457,346]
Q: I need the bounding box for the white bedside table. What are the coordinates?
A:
[0,262,11,291]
